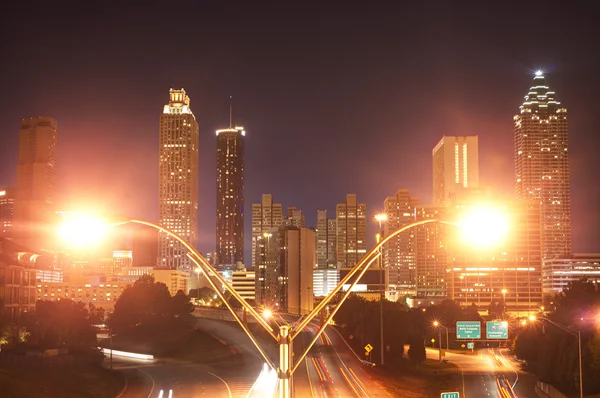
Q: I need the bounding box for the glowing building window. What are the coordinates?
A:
[455,143,459,184]
[462,143,468,187]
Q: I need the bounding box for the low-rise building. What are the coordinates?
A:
[153,268,189,296]
[543,254,600,294]
[232,270,255,301]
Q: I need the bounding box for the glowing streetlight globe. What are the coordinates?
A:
[458,207,509,248]
[374,213,388,223]
[57,213,110,248]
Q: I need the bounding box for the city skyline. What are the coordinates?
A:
[0,3,599,265]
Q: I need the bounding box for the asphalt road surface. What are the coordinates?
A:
[426,346,537,398]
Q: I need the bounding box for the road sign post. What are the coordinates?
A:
[456,321,481,339]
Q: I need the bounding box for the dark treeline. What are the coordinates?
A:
[513,280,600,395]
[333,295,483,368]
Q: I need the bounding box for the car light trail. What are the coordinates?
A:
[98,348,154,360]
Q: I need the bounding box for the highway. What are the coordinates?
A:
[103,317,262,398]
[107,310,540,397]
[426,346,537,398]
[195,313,389,397]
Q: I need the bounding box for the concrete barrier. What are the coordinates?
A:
[535,381,568,398]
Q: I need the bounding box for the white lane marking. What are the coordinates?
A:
[499,349,519,390]
[138,368,156,398]
[208,371,233,398]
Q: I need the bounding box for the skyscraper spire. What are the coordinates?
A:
[229,95,233,128]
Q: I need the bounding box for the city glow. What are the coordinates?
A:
[458,206,509,248]
[57,212,111,248]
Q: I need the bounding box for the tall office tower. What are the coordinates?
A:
[158,89,199,270]
[284,207,305,228]
[515,71,571,260]
[316,210,337,269]
[0,188,15,238]
[13,117,57,251]
[215,124,245,267]
[414,205,447,298]
[432,136,479,205]
[447,197,543,314]
[336,194,367,268]
[383,189,419,289]
[251,194,283,268]
[257,225,315,315]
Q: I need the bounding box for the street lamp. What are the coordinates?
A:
[374,212,388,366]
[528,315,583,398]
[263,309,272,320]
[433,320,449,362]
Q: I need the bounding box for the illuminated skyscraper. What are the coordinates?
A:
[336,194,366,268]
[158,89,199,270]
[257,225,315,315]
[14,117,57,250]
[383,189,419,289]
[414,205,447,298]
[432,136,479,205]
[215,125,245,267]
[284,207,305,228]
[316,210,336,269]
[0,188,15,239]
[251,194,283,268]
[514,71,571,260]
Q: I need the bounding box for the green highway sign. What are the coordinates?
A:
[441,392,460,398]
[456,321,481,339]
[486,321,509,339]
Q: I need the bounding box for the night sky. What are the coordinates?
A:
[1,1,599,263]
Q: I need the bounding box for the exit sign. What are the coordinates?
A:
[441,393,459,398]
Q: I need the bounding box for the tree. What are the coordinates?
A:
[512,281,600,395]
[408,335,426,370]
[20,300,98,349]
[487,300,505,319]
[188,287,215,301]
[109,275,193,333]
[171,290,195,320]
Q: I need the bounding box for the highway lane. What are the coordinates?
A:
[295,322,389,397]
[300,326,361,398]
[105,317,263,398]
[192,313,388,397]
[111,356,242,398]
[426,347,537,398]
